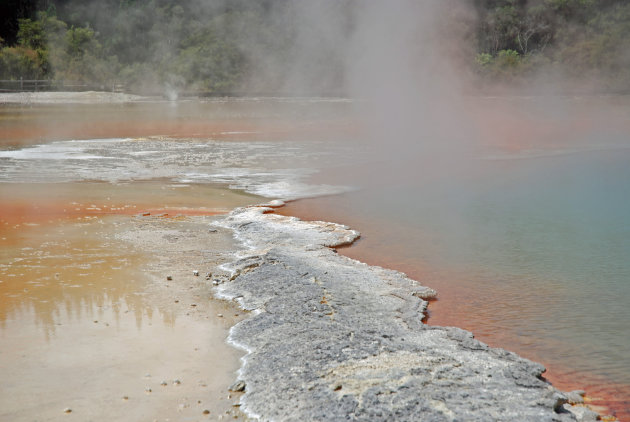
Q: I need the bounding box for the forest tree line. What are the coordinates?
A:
[1,0,629,94]
[472,0,630,91]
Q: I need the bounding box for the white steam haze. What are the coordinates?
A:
[343,1,478,167]
[32,0,630,165]
[233,0,480,170]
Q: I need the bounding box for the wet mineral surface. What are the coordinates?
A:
[216,205,590,421]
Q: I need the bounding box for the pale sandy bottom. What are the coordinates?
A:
[0,211,250,421]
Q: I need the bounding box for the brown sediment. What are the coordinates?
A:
[0,212,250,421]
[0,176,262,420]
[0,200,223,223]
[275,199,625,421]
[0,181,261,226]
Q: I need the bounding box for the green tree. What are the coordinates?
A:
[17,18,45,50]
[544,0,595,21]
[0,46,45,79]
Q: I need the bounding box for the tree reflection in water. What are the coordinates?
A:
[0,213,175,340]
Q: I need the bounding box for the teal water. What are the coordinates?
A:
[284,146,630,416]
[393,150,630,351]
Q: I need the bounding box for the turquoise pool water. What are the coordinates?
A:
[283,145,630,417]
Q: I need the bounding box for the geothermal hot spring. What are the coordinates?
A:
[1,97,629,419]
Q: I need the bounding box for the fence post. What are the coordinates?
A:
[20,77,23,91]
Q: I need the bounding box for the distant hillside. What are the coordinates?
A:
[1,0,628,94]
[473,0,630,92]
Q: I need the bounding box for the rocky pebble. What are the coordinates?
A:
[228,380,246,392]
[563,405,601,422]
[565,391,586,405]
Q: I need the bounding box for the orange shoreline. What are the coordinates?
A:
[274,201,627,421]
[0,201,225,226]
[0,111,358,148]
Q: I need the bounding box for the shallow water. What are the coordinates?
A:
[0,210,257,420]
[0,179,264,420]
[0,98,356,420]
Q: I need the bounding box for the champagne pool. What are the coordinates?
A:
[1,97,629,418]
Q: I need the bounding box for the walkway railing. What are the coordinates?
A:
[0,79,125,93]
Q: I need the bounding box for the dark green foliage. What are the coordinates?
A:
[0,46,45,79]
[0,0,39,45]
[17,18,46,50]
[0,0,628,93]
[474,0,630,90]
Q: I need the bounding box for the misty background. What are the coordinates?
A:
[1,0,629,96]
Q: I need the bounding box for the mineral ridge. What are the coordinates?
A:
[216,205,580,421]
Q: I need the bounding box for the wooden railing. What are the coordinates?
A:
[0,79,126,93]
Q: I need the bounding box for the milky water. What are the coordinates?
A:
[0,137,354,199]
[1,98,629,417]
